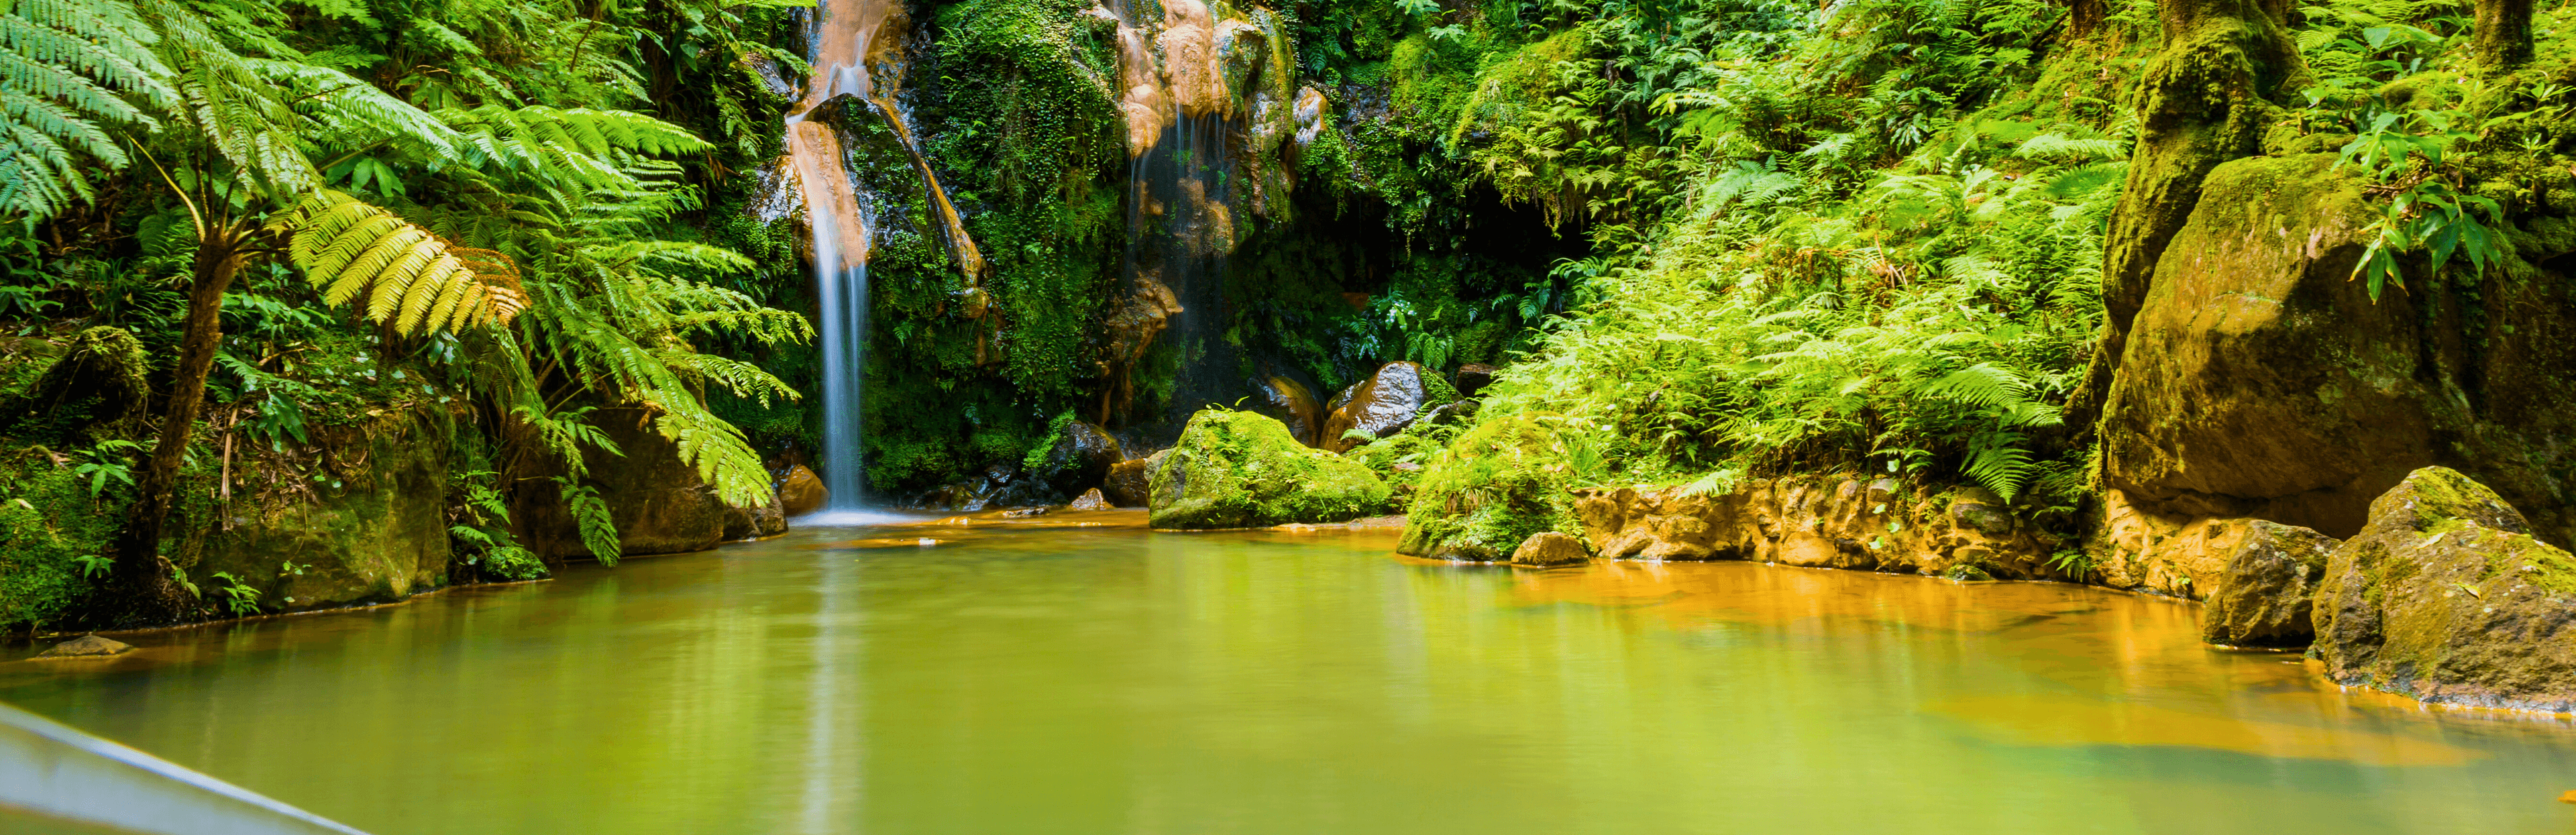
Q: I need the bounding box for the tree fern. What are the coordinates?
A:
[0,0,173,218]
[268,189,529,334]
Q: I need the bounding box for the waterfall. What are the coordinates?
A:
[1110,0,1242,430]
[788,0,897,513]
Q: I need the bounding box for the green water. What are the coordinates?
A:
[5,512,2574,834]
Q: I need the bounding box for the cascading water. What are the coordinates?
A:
[785,0,898,514]
[1107,0,1246,431]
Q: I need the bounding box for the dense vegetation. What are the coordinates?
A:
[3,0,2567,629]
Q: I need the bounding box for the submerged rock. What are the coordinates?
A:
[36,634,131,658]
[780,465,827,516]
[2200,520,2338,647]
[1320,362,1446,453]
[1034,421,1124,496]
[1148,410,1390,529]
[2312,467,2576,710]
[1509,532,1591,567]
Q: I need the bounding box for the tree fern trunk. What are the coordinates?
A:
[109,223,245,624]
[2475,0,2534,68]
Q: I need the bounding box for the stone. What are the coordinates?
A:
[1509,532,1591,567]
[2097,154,2576,547]
[1104,457,1154,507]
[1560,476,2068,579]
[916,463,1055,512]
[2312,467,2576,710]
[2199,520,2338,647]
[36,635,131,658]
[1245,376,1324,447]
[1948,488,2014,534]
[195,406,455,610]
[722,494,788,541]
[509,406,739,559]
[1034,421,1124,496]
[1148,409,1391,529]
[780,465,827,516]
[1454,363,1499,397]
[1002,506,1051,518]
[1319,362,1440,453]
[1068,488,1112,510]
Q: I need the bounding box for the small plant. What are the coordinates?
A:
[72,554,112,579]
[70,440,143,498]
[209,572,261,616]
[2045,548,2093,578]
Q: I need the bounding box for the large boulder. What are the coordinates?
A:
[1103,455,1155,507]
[1148,410,1391,529]
[1319,362,1450,453]
[519,407,727,559]
[2312,467,2576,710]
[195,408,456,610]
[2097,154,2576,546]
[779,465,826,516]
[2199,520,2339,647]
[1034,421,1124,496]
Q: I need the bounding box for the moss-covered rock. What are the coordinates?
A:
[191,408,456,612]
[2098,153,2576,545]
[2312,467,2576,710]
[1395,415,1576,561]
[1147,409,1390,529]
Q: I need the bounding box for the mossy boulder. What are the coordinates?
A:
[1147,409,1391,529]
[1395,416,1577,561]
[517,406,727,559]
[2312,467,2576,711]
[2098,153,2576,545]
[192,408,456,612]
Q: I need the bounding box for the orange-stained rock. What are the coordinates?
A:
[1247,375,1324,447]
[780,465,827,516]
[1510,533,1591,567]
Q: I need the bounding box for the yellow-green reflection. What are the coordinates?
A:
[4,518,2574,834]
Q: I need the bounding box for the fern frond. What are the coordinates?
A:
[271,190,530,333]
[0,0,170,218]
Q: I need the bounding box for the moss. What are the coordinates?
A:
[1148,408,1391,528]
[0,457,119,630]
[1397,414,1578,559]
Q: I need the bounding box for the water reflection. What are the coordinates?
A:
[3,520,2572,835]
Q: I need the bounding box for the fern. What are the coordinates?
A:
[0,0,174,218]
[555,478,620,565]
[268,190,529,334]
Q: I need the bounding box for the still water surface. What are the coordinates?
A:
[5,512,2574,834]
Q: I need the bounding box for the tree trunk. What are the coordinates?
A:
[108,223,246,624]
[2475,0,2534,68]
[2065,0,2307,434]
